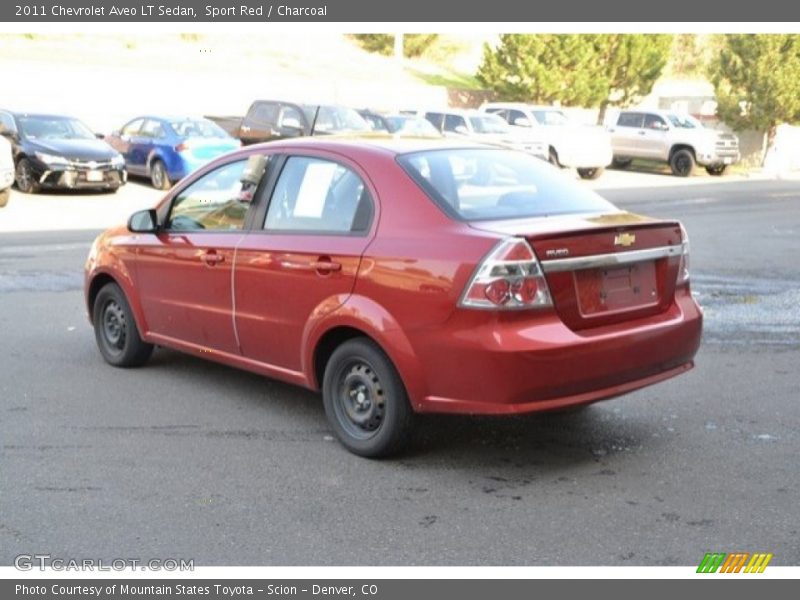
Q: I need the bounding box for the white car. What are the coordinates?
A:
[482,102,613,179]
[0,135,13,207]
[418,109,549,161]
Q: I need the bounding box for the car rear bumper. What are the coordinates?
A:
[413,289,702,414]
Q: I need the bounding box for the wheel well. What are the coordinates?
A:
[87,273,117,314]
[313,326,375,389]
[669,144,695,160]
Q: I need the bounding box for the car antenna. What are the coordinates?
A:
[310,105,320,137]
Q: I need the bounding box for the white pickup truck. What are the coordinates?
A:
[607,109,740,177]
[0,135,13,207]
[481,102,613,179]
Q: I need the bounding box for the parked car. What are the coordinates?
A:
[607,109,740,177]
[419,109,548,161]
[208,100,371,145]
[0,110,126,194]
[105,116,240,190]
[85,138,702,457]
[0,135,12,207]
[482,102,612,179]
[357,110,441,137]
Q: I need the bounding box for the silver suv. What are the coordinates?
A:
[608,110,740,177]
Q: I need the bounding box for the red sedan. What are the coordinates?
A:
[84,138,702,457]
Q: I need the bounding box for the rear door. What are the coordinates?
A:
[610,112,644,157]
[233,153,377,372]
[109,118,145,174]
[638,113,670,160]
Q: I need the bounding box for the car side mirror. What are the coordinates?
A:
[95,132,105,139]
[128,209,158,233]
[512,116,532,127]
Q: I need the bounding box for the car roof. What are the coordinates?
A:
[4,111,81,120]
[484,103,564,110]
[247,135,491,157]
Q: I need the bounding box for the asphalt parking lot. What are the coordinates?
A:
[1,171,798,566]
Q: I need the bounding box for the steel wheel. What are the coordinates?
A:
[101,298,127,356]
[92,282,153,367]
[322,338,414,457]
[333,360,387,440]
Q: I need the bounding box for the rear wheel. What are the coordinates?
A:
[705,165,727,176]
[150,159,170,190]
[322,338,414,458]
[670,149,695,177]
[611,157,632,169]
[578,167,604,180]
[15,158,40,194]
[92,282,153,367]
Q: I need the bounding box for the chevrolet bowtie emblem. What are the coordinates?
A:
[614,232,636,247]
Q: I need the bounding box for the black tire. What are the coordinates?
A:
[705,165,727,176]
[322,338,414,458]
[0,189,9,208]
[611,157,632,169]
[578,167,604,180]
[149,159,171,190]
[15,158,40,194]
[92,282,153,367]
[670,148,696,177]
[548,148,561,167]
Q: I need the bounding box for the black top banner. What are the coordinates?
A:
[2,0,800,22]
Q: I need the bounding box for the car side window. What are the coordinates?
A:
[443,114,467,133]
[167,159,256,232]
[424,112,445,131]
[121,119,144,136]
[643,114,668,130]
[278,105,305,129]
[252,103,279,125]
[617,112,644,128]
[0,112,16,134]
[264,157,373,235]
[141,120,166,139]
[509,109,527,123]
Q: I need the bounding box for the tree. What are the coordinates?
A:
[710,34,800,140]
[592,34,673,121]
[476,34,672,121]
[476,35,606,106]
[352,34,438,59]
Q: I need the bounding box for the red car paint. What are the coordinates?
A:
[85,138,702,417]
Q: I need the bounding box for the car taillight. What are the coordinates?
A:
[677,224,690,285]
[460,237,553,310]
[174,142,191,153]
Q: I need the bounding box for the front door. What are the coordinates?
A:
[135,157,259,355]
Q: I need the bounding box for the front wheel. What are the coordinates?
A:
[670,149,696,177]
[92,282,153,367]
[705,165,727,176]
[322,338,414,458]
[149,159,171,190]
[578,167,604,180]
[15,158,40,193]
[611,157,632,169]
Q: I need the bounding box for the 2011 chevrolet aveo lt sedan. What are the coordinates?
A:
[85,138,702,457]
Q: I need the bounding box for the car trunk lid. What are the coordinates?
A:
[469,211,684,331]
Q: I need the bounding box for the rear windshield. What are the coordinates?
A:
[398,148,615,221]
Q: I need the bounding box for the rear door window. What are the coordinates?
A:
[264,156,373,234]
[617,112,644,128]
[443,114,468,133]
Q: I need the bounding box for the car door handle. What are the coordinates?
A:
[311,259,342,273]
[201,251,225,266]
[637,130,647,135]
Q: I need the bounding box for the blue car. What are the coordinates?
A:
[107,116,240,189]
